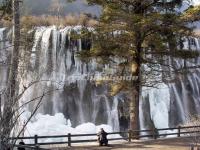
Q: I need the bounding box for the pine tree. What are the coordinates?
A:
[0,0,12,21]
[79,0,200,132]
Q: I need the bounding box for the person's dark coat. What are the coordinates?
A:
[17,141,25,150]
[97,129,108,146]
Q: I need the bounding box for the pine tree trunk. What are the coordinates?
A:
[129,29,142,137]
[129,87,140,131]
[129,74,140,139]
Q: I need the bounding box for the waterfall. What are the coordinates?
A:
[139,36,200,131]
[1,27,200,136]
[15,26,121,131]
[0,28,11,113]
[139,64,171,132]
[0,28,8,91]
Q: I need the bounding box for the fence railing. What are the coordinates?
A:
[11,125,200,148]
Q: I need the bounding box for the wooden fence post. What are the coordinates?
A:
[34,135,38,145]
[128,130,132,142]
[35,145,39,150]
[153,128,157,140]
[177,126,181,137]
[190,145,194,150]
[68,133,71,147]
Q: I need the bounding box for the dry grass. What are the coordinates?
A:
[0,14,98,29]
[194,29,200,36]
[20,14,98,29]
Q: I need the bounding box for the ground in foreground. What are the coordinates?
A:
[50,137,197,150]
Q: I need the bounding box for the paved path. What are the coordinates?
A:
[49,137,198,150]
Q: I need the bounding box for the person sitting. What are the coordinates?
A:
[97,128,108,146]
[18,141,25,150]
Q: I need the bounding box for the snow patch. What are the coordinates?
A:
[20,113,121,144]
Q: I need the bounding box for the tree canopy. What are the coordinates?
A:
[79,0,200,85]
[0,0,12,20]
[76,0,200,130]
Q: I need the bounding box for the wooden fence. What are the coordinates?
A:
[11,125,200,148]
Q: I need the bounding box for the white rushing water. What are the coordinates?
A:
[0,28,8,91]
[193,0,200,5]
[139,34,200,133]
[141,83,170,129]
[139,63,172,135]
[0,26,200,139]
[15,26,121,136]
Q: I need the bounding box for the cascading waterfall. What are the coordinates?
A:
[16,26,121,133]
[0,28,11,113]
[139,37,200,132]
[0,26,200,137]
[139,64,171,134]
[0,28,8,91]
[0,28,6,113]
